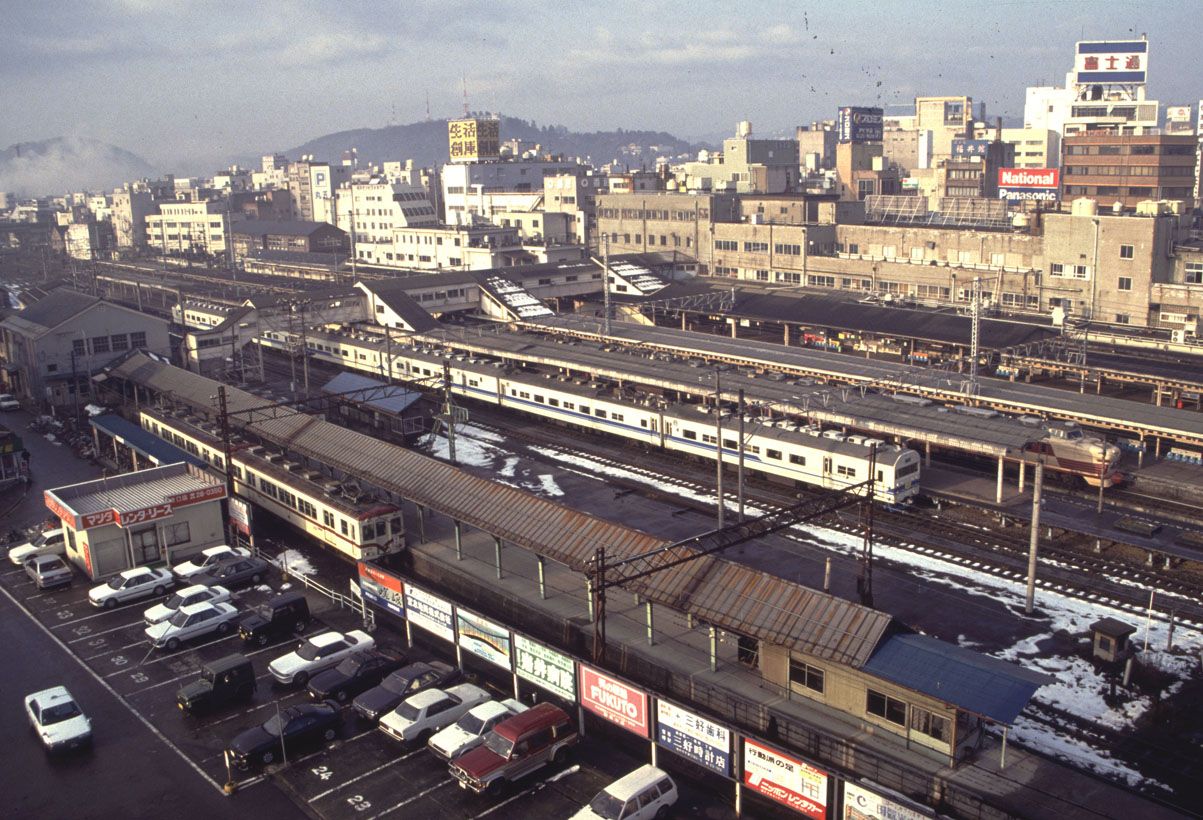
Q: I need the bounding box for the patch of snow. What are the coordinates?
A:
[253,584,273,593]
[535,474,563,497]
[498,457,519,478]
[279,582,292,590]
[273,549,316,577]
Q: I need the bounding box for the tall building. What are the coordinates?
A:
[145,199,242,257]
[1061,133,1197,209]
[287,159,351,224]
[441,158,580,225]
[913,96,974,163]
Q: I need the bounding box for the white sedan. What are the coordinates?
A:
[268,630,375,687]
[144,583,232,626]
[8,528,66,566]
[379,683,491,745]
[25,686,92,753]
[88,566,174,609]
[172,545,250,581]
[145,601,241,650]
[428,698,527,761]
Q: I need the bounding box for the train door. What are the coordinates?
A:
[822,456,833,488]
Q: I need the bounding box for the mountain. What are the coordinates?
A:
[284,115,708,169]
[0,137,157,197]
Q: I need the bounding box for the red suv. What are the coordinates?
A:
[450,702,579,794]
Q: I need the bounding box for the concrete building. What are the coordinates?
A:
[834,142,902,201]
[442,159,581,225]
[44,462,226,580]
[710,221,837,285]
[797,123,837,172]
[0,289,171,408]
[111,187,155,248]
[679,122,800,194]
[544,172,609,244]
[994,127,1061,169]
[230,220,347,261]
[1061,133,1197,209]
[914,96,974,163]
[335,176,439,259]
[596,192,740,268]
[145,199,242,258]
[288,158,351,224]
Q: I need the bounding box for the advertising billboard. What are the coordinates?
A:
[514,634,576,701]
[1074,40,1148,85]
[743,739,828,818]
[1167,105,1192,123]
[998,168,1060,202]
[229,497,252,537]
[837,107,884,143]
[403,582,454,642]
[448,118,501,162]
[358,562,405,618]
[656,700,731,777]
[579,664,650,737]
[843,782,932,819]
[951,139,990,159]
[456,609,512,670]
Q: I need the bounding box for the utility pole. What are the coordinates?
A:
[737,389,746,523]
[714,368,724,529]
[857,446,878,607]
[217,386,237,547]
[1025,461,1044,615]
[442,361,457,464]
[602,233,612,337]
[590,547,606,664]
[968,276,982,396]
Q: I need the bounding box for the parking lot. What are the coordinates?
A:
[1,552,738,819]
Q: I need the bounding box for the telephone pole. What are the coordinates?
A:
[714,368,724,529]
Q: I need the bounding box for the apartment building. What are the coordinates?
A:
[596,192,740,266]
[145,199,242,257]
[441,159,581,225]
[1061,133,1197,209]
[111,187,155,248]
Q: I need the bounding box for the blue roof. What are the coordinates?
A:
[90,414,206,468]
[863,633,1052,725]
[321,372,422,415]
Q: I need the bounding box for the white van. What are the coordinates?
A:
[572,765,678,820]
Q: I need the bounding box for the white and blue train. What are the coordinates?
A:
[255,330,922,504]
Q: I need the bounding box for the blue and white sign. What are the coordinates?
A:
[1074,40,1148,85]
[656,700,732,777]
[951,139,990,159]
[403,582,454,642]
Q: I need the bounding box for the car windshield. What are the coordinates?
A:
[41,701,82,725]
[296,640,324,661]
[168,609,191,627]
[336,656,363,675]
[457,712,486,735]
[587,793,625,820]
[107,576,126,589]
[30,533,48,547]
[263,714,285,736]
[382,671,416,694]
[395,701,422,721]
[163,592,187,609]
[482,730,513,757]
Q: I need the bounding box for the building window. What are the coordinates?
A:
[90,336,110,354]
[1185,263,1203,285]
[1115,314,1130,324]
[1119,244,1134,260]
[743,241,768,253]
[910,707,951,742]
[1118,277,1132,292]
[130,526,160,563]
[164,522,190,546]
[72,339,86,355]
[866,689,907,726]
[131,332,147,348]
[789,658,825,693]
[110,334,129,351]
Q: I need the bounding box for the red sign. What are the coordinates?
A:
[578,664,649,737]
[81,510,116,529]
[115,503,174,527]
[167,484,227,507]
[743,739,828,818]
[998,168,1059,188]
[43,492,78,528]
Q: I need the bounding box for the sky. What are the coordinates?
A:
[1,0,1200,173]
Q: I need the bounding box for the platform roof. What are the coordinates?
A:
[320,372,422,415]
[90,413,205,468]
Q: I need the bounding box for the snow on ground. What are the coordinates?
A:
[428,428,568,499]
[536,474,563,497]
[273,549,316,577]
[523,438,1202,784]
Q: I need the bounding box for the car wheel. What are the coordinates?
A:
[335,689,348,703]
[103,598,116,610]
[550,746,566,765]
[322,727,337,742]
[166,637,180,651]
[485,779,504,797]
[416,729,431,746]
[250,573,261,584]
[293,619,308,633]
[217,621,231,635]
[293,672,309,687]
[655,807,670,819]
[153,585,165,596]
[256,633,269,647]
[261,750,275,766]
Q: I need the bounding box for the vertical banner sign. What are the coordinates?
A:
[456,609,513,670]
[743,738,828,818]
[357,563,405,618]
[656,700,732,777]
[403,582,455,642]
[513,634,576,701]
[229,497,251,537]
[578,664,650,737]
[843,782,932,819]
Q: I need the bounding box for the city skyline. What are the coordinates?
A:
[2,0,1201,173]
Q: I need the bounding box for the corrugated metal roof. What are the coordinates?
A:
[863,633,1052,724]
[90,414,205,467]
[49,462,223,518]
[321,372,421,415]
[5,288,99,333]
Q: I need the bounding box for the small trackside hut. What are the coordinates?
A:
[43,462,227,580]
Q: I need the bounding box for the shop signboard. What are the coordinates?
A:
[456,609,512,670]
[842,782,932,819]
[403,582,455,642]
[743,738,828,818]
[578,664,649,737]
[656,700,731,776]
[837,107,884,143]
[229,497,252,537]
[357,562,405,618]
[1074,40,1148,85]
[513,634,575,701]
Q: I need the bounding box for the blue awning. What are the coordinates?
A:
[863,633,1052,725]
[90,414,205,468]
[322,372,421,415]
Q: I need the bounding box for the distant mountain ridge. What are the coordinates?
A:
[283,115,709,169]
[0,137,156,197]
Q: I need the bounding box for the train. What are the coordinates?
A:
[138,408,404,562]
[257,330,922,504]
[1023,421,1122,488]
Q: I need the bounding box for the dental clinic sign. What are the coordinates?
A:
[998,168,1060,202]
[578,664,649,737]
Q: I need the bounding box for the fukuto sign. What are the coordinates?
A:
[578,664,649,737]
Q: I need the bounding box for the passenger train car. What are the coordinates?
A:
[1023,421,1122,488]
[138,408,403,562]
[257,331,921,504]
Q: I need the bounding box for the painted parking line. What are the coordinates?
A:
[66,618,146,642]
[307,748,426,803]
[474,765,582,818]
[205,690,311,727]
[364,779,455,820]
[102,632,240,677]
[49,606,142,628]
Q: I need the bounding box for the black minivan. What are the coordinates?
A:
[238,591,310,646]
[177,654,257,714]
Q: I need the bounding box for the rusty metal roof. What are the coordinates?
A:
[108,353,892,667]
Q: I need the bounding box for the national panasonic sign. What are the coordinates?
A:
[998,168,1060,202]
[579,664,649,737]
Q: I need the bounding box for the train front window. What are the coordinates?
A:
[1066,429,1082,440]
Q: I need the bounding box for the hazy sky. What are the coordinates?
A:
[1,0,1200,172]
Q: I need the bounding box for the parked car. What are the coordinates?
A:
[177,654,257,715]
[450,702,579,795]
[268,630,375,687]
[88,566,174,609]
[192,555,270,590]
[24,554,73,590]
[238,591,310,646]
[428,698,528,761]
[352,660,459,723]
[572,765,678,820]
[226,701,341,770]
[25,686,92,753]
[172,545,250,581]
[379,683,491,745]
[144,584,231,626]
[8,527,66,566]
[145,600,240,650]
[0,393,19,411]
[307,652,407,703]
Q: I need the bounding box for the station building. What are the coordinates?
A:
[43,462,227,580]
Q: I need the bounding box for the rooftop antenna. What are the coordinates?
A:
[425,91,431,122]
[461,75,469,116]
